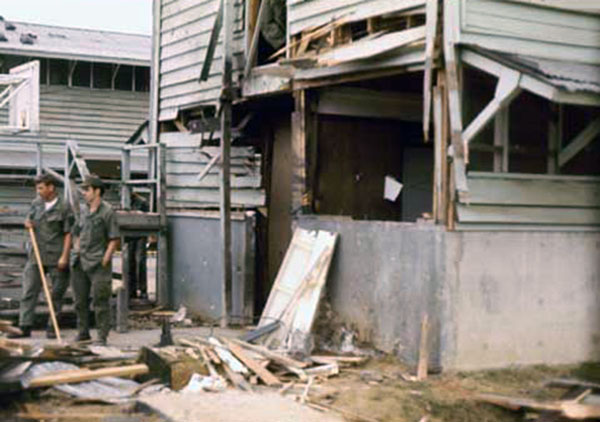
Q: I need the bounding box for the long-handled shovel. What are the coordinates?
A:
[28,227,62,343]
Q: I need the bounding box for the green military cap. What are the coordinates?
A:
[80,174,104,190]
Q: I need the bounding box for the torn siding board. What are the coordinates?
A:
[160,133,265,209]
[456,0,600,64]
[457,172,600,228]
[158,0,246,121]
[287,0,426,37]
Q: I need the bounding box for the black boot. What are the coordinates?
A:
[7,326,31,339]
[74,332,91,342]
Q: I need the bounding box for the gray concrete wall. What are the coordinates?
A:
[168,212,255,324]
[297,216,600,370]
[297,216,445,367]
[442,230,600,370]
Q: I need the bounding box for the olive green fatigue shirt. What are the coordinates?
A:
[73,200,119,271]
[26,197,73,266]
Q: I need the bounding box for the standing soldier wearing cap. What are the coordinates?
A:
[9,173,73,339]
[71,174,119,345]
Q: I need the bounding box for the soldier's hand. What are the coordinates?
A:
[102,256,111,268]
[58,255,69,271]
[24,220,34,229]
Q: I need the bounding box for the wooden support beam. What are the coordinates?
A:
[291,90,316,213]
[558,116,600,167]
[199,0,224,82]
[547,104,562,174]
[244,0,269,79]
[442,1,468,195]
[433,85,444,222]
[220,0,234,327]
[493,107,509,172]
[463,68,521,146]
[157,143,169,307]
[117,148,131,333]
[422,0,439,141]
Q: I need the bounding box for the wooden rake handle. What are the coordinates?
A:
[28,227,62,343]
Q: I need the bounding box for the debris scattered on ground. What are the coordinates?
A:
[477,377,600,420]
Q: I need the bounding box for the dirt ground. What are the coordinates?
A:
[2,356,598,422]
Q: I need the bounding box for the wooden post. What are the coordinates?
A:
[244,0,269,80]
[291,90,315,213]
[28,228,61,342]
[220,0,234,327]
[433,87,443,223]
[494,107,509,173]
[547,104,562,174]
[416,314,430,381]
[157,143,169,307]
[117,148,131,333]
[439,71,449,226]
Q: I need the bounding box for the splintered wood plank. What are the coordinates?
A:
[318,26,426,66]
[223,339,281,386]
[416,314,430,381]
[231,338,309,369]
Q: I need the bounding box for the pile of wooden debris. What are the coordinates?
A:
[478,378,600,420]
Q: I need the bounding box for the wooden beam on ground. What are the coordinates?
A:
[558,116,600,167]
[222,339,281,386]
[27,364,149,388]
[463,68,521,146]
[230,338,309,369]
[422,0,439,141]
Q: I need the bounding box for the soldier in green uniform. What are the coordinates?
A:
[71,175,119,345]
[9,173,72,339]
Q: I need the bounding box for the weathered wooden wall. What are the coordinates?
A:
[457,172,600,228]
[161,132,265,209]
[453,0,600,64]
[158,0,246,121]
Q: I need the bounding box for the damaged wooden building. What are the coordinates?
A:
[151,0,600,370]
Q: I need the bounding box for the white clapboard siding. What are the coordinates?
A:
[0,86,148,149]
[457,172,600,228]
[456,0,600,64]
[162,132,264,209]
[158,0,246,121]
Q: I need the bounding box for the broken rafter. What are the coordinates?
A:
[199,0,224,82]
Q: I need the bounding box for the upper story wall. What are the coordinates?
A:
[157,0,246,121]
[287,0,425,37]
[449,0,600,64]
